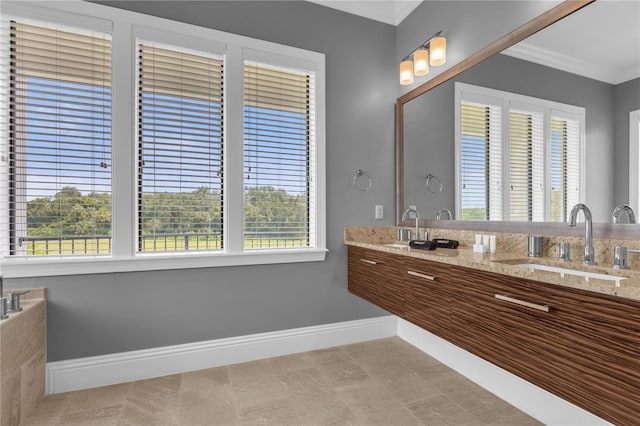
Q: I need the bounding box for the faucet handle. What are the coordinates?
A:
[612,246,640,269]
[7,290,30,313]
[551,242,571,261]
[0,297,8,320]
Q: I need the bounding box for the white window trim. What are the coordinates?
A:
[454,82,585,222]
[0,1,326,278]
[630,109,640,212]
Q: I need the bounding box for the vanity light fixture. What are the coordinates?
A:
[399,30,446,85]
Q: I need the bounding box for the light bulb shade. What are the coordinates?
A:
[429,36,446,66]
[413,48,429,76]
[400,59,414,85]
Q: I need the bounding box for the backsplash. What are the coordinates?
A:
[344,226,640,270]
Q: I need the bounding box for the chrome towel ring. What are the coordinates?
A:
[353,169,372,191]
[425,173,443,194]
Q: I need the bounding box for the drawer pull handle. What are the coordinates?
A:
[408,270,436,281]
[494,294,550,312]
[360,259,379,265]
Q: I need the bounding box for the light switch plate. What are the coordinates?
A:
[375,205,384,220]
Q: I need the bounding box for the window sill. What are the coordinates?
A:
[1,249,328,278]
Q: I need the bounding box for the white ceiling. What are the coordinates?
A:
[306,0,422,26]
[307,0,639,85]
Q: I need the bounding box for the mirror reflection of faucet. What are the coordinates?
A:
[436,209,452,220]
[612,204,636,224]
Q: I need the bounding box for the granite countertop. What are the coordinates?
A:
[345,239,640,302]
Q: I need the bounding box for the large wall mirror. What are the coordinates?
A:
[396,0,640,228]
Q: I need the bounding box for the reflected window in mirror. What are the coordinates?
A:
[630,109,640,212]
[455,83,585,222]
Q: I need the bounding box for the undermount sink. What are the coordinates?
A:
[382,242,409,249]
[513,263,627,284]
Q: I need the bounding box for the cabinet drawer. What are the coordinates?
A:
[347,246,405,317]
[450,265,640,425]
[404,259,451,339]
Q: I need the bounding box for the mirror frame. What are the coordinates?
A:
[395,0,594,223]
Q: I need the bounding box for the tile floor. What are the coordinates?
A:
[23,337,541,425]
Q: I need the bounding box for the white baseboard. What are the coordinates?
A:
[396,318,610,426]
[46,316,397,394]
[45,314,611,426]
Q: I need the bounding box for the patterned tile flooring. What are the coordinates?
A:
[23,337,541,425]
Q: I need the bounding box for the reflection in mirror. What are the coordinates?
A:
[398,0,640,224]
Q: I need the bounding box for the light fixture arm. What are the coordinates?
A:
[401,30,443,62]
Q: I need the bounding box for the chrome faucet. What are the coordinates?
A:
[612,204,636,224]
[568,203,595,265]
[402,207,420,240]
[436,209,452,220]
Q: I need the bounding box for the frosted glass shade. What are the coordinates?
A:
[413,48,429,76]
[430,36,446,66]
[400,59,414,85]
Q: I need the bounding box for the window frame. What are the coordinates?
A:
[0,1,326,278]
[454,82,585,222]
[629,109,640,212]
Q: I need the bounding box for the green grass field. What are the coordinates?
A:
[26,235,307,255]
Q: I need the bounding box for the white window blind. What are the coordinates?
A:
[137,41,224,253]
[459,101,502,220]
[509,109,544,221]
[7,21,112,257]
[550,114,580,222]
[456,83,584,223]
[243,62,314,250]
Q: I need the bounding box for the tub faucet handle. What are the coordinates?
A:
[7,290,30,313]
[0,297,8,320]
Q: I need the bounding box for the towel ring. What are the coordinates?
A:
[425,173,443,194]
[353,169,372,191]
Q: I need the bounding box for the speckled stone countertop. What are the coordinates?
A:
[345,226,640,302]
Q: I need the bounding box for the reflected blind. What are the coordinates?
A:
[8,22,112,256]
[137,42,224,253]
[509,110,544,221]
[243,62,314,249]
[550,116,580,222]
[460,101,502,221]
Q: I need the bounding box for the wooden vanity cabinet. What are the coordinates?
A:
[347,246,405,317]
[347,246,640,424]
[450,265,640,426]
[403,258,451,340]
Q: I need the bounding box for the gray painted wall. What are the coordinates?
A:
[403,53,618,222]
[7,0,565,362]
[10,0,397,362]
[613,78,640,205]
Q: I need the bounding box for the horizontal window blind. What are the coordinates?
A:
[550,116,580,222]
[459,101,502,221]
[8,21,112,256]
[243,62,313,249]
[137,41,224,253]
[509,110,544,221]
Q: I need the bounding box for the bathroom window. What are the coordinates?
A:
[5,21,113,257]
[136,41,224,254]
[455,83,584,222]
[243,62,315,250]
[0,2,326,276]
